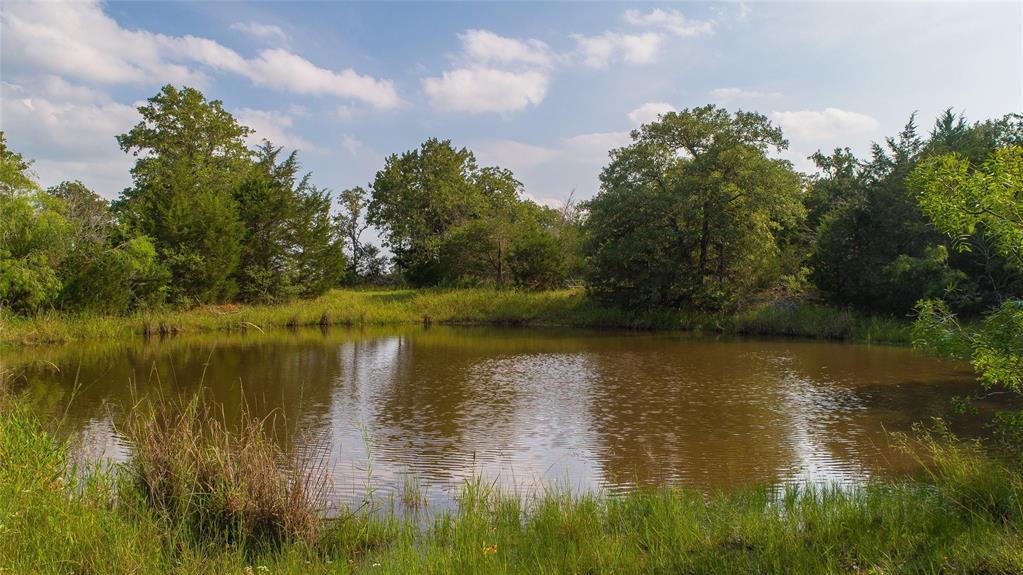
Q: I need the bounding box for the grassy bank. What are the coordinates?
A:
[2,390,1022,574]
[0,288,912,347]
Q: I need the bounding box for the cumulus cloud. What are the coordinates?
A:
[459,29,553,68]
[1,1,399,108]
[572,32,662,68]
[628,102,674,125]
[235,108,317,151]
[623,8,715,37]
[241,49,399,108]
[771,108,880,140]
[423,29,555,113]
[230,22,288,45]
[423,66,548,113]
[1,80,138,195]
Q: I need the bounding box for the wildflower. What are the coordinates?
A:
[482,543,498,556]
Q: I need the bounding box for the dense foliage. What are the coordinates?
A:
[368,138,575,289]
[1,86,357,312]
[584,105,803,309]
[1,136,163,314]
[910,145,1023,426]
[808,112,1023,315]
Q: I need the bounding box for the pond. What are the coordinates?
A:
[5,326,1000,510]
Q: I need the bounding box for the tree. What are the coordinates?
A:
[0,135,67,312]
[290,184,345,297]
[356,243,390,284]
[910,145,1023,443]
[47,181,165,313]
[367,138,489,286]
[810,113,1023,315]
[233,142,301,303]
[116,85,251,304]
[366,138,562,288]
[584,105,803,310]
[335,186,370,282]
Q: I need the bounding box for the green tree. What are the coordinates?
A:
[367,138,533,287]
[290,184,345,297]
[233,141,301,303]
[368,138,486,285]
[810,113,1023,315]
[116,85,250,304]
[0,136,67,312]
[47,181,166,313]
[584,105,803,310]
[335,186,369,282]
[911,145,1023,443]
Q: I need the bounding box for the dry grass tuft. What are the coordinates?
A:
[123,393,323,551]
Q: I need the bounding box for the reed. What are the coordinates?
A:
[122,393,323,552]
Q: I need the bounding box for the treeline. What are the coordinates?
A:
[1,85,1021,325]
[1,86,367,313]
[0,86,580,315]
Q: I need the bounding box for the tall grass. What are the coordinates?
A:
[122,393,322,552]
[1,288,915,347]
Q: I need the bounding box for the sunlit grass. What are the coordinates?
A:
[1,288,914,347]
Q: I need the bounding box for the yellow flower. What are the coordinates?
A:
[482,543,498,556]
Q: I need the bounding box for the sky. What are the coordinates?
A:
[2,0,1021,215]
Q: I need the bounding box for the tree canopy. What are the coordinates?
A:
[584,105,803,309]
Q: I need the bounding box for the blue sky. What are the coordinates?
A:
[2,1,1020,213]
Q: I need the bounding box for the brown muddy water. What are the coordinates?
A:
[3,326,1005,510]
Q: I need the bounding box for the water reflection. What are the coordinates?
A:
[5,327,1003,508]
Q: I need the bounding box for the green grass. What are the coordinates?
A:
[2,389,1021,574]
[0,288,913,347]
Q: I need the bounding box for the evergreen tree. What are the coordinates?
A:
[116,85,250,304]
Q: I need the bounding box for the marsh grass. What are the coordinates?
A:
[1,288,914,347]
[122,393,323,553]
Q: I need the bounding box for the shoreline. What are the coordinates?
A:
[1,288,913,348]
[2,395,1020,574]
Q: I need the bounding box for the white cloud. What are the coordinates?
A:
[1,87,138,160]
[628,102,674,125]
[710,87,782,102]
[1,1,399,108]
[1,81,139,196]
[241,49,400,108]
[423,29,554,113]
[422,66,548,113]
[771,108,880,140]
[230,22,288,45]
[459,29,553,68]
[475,140,561,172]
[235,108,316,151]
[522,192,566,209]
[562,131,632,163]
[572,32,662,68]
[1,1,202,85]
[623,8,715,37]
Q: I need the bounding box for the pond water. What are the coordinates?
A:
[5,326,1001,510]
